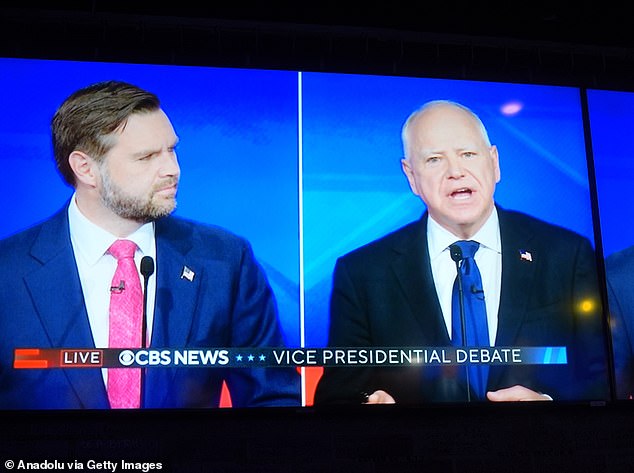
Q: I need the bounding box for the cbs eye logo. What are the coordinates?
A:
[118,350,136,366]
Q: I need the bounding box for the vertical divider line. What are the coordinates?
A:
[298,71,306,406]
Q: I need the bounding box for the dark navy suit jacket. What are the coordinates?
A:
[0,206,300,409]
[605,245,634,399]
[314,208,609,404]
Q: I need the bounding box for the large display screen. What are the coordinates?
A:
[0,57,615,409]
[587,89,634,401]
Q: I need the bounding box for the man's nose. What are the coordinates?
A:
[446,155,466,178]
[159,151,180,177]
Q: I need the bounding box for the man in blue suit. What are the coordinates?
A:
[314,100,609,404]
[0,81,300,409]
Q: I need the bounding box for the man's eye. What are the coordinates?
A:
[463,152,476,158]
[426,156,441,164]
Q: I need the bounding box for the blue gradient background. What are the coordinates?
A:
[0,58,300,347]
[587,89,634,258]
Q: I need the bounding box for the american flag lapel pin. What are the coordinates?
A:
[519,250,533,262]
[181,266,195,281]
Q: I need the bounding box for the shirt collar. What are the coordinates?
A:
[68,194,155,265]
[427,206,501,260]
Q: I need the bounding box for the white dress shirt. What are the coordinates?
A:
[68,195,157,381]
[427,208,502,345]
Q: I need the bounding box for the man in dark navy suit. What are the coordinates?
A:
[0,81,300,409]
[314,100,609,404]
[605,246,634,399]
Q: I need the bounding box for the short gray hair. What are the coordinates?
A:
[401,100,491,159]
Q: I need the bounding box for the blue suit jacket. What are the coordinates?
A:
[605,245,634,399]
[0,206,300,409]
[314,208,609,404]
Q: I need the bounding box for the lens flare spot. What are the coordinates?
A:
[579,299,595,314]
[500,101,523,116]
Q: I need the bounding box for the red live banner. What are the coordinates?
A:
[14,348,104,368]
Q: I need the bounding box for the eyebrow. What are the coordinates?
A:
[416,148,445,157]
[132,137,179,158]
[418,144,481,155]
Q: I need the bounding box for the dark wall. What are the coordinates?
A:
[2,5,634,473]
[3,404,634,473]
[3,4,634,91]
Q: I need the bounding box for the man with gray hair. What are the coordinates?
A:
[315,100,608,404]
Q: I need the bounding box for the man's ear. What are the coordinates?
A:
[490,145,501,184]
[68,151,99,188]
[401,158,420,197]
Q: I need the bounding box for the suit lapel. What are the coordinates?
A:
[390,215,450,344]
[495,209,538,347]
[150,217,200,347]
[25,207,109,409]
[145,217,201,407]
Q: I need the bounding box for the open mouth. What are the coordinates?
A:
[449,187,473,200]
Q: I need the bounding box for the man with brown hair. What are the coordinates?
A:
[0,81,300,409]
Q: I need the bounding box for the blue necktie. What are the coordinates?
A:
[451,240,490,399]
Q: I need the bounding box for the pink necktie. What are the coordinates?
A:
[107,239,142,409]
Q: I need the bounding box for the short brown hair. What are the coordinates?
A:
[52,80,161,186]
